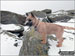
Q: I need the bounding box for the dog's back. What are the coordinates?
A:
[38,22,62,35]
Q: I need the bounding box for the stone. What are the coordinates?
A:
[7,24,24,37]
[19,27,49,56]
[19,27,59,56]
[0,11,26,25]
[47,14,72,22]
[42,9,52,14]
[67,10,75,16]
[29,10,47,18]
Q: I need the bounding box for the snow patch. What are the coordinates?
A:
[0,24,20,31]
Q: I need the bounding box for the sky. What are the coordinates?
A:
[1,1,74,14]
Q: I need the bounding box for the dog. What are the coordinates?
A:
[25,12,75,47]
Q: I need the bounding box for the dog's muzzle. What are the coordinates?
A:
[24,20,29,25]
[24,20,33,26]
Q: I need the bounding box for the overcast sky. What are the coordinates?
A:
[1,1,74,15]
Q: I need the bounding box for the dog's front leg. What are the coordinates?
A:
[41,33,47,44]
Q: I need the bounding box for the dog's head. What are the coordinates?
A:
[24,12,36,26]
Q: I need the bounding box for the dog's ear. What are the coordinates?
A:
[31,12,35,18]
[26,13,29,16]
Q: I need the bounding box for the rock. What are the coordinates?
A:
[47,14,72,22]
[19,27,49,56]
[29,10,47,18]
[58,49,75,56]
[47,35,57,41]
[0,11,26,25]
[0,24,24,38]
[42,9,52,14]
[14,43,18,47]
[7,24,24,37]
[67,10,75,17]
[46,10,74,22]
[27,9,73,23]
[19,27,59,56]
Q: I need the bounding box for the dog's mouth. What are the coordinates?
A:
[24,20,33,26]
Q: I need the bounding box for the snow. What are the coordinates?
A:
[0,19,75,56]
[68,18,75,23]
[48,32,74,55]
[1,33,22,55]
[0,24,20,31]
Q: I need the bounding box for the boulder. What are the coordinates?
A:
[42,9,52,14]
[0,11,26,25]
[27,9,73,23]
[29,10,47,18]
[0,24,24,38]
[67,10,75,16]
[47,14,72,22]
[7,24,24,37]
[19,27,49,56]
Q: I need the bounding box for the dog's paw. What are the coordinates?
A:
[56,44,62,47]
[41,41,46,44]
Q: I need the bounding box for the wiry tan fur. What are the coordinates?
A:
[26,13,75,47]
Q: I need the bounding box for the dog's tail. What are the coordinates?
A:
[62,26,75,30]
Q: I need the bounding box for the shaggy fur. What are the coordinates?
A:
[25,13,75,47]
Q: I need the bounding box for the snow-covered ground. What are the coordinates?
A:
[48,19,75,55]
[0,19,75,56]
[0,24,23,55]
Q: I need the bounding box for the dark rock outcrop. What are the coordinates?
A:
[27,9,73,23]
[28,10,47,18]
[19,27,49,56]
[67,10,75,16]
[0,11,26,25]
[19,27,58,56]
[42,9,52,14]
[7,24,24,37]
[46,10,74,22]
[0,24,24,38]
[1,10,73,25]
[47,15,72,22]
